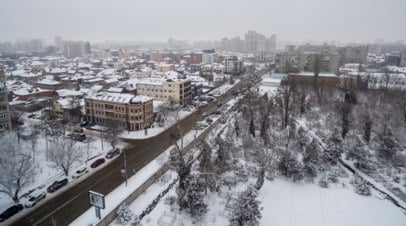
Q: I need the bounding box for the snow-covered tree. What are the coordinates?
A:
[377,128,396,162]
[323,128,343,164]
[230,186,262,226]
[214,137,232,174]
[49,138,83,176]
[277,151,304,182]
[0,132,37,202]
[297,126,310,151]
[352,177,371,196]
[363,114,372,143]
[105,123,124,148]
[254,168,265,190]
[345,136,369,161]
[198,141,217,193]
[184,176,207,217]
[303,139,321,179]
[130,215,142,226]
[116,203,134,224]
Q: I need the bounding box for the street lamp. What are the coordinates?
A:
[121,148,128,186]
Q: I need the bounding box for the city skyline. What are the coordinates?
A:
[1,0,405,44]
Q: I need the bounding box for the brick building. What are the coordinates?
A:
[85,92,153,131]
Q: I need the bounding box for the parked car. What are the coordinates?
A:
[68,133,86,142]
[24,191,46,208]
[47,178,68,193]
[72,167,89,179]
[73,128,84,134]
[205,117,214,123]
[199,101,208,107]
[106,148,121,159]
[91,158,105,168]
[28,114,36,118]
[80,121,89,127]
[0,204,23,222]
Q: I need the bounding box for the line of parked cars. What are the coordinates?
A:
[0,147,122,223]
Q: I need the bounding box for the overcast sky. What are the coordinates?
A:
[0,0,405,44]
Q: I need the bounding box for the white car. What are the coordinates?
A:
[25,191,46,208]
[72,167,89,179]
[200,101,209,107]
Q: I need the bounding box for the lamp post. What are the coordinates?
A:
[121,148,128,186]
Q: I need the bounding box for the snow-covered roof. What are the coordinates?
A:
[104,78,119,84]
[296,72,337,77]
[56,89,83,97]
[138,78,164,86]
[106,87,124,93]
[88,92,152,104]
[57,97,80,109]
[37,79,61,86]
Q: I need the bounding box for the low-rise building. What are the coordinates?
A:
[136,78,192,105]
[85,92,153,131]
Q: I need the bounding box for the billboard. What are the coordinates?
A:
[88,191,105,209]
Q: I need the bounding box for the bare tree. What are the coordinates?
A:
[275,85,294,129]
[0,132,37,203]
[313,55,324,106]
[49,138,83,176]
[105,122,124,149]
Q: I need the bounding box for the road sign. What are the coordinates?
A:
[88,191,105,209]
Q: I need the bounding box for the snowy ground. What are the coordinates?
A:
[259,178,406,226]
[108,173,406,226]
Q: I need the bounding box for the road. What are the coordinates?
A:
[9,76,253,226]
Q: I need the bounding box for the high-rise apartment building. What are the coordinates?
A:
[224,56,244,75]
[400,48,406,67]
[339,45,368,65]
[244,30,266,52]
[63,41,91,58]
[54,36,63,51]
[0,65,12,131]
[0,42,14,53]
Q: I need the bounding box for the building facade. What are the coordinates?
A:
[400,48,406,67]
[0,66,12,131]
[224,56,244,75]
[85,92,153,131]
[339,46,368,65]
[63,41,90,59]
[136,78,192,105]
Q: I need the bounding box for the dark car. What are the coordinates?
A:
[79,121,89,127]
[68,133,86,142]
[47,178,68,193]
[0,204,23,222]
[106,148,121,159]
[205,117,214,123]
[73,128,84,133]
[91,158,105,168]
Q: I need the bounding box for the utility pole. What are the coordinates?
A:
[122,148,128,186]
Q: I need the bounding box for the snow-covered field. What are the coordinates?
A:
[259,178,406,226]
[107,174,406,226]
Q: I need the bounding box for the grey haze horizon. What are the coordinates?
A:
[0,0,405,45]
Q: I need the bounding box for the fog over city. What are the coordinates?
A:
[1,0,405,43]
